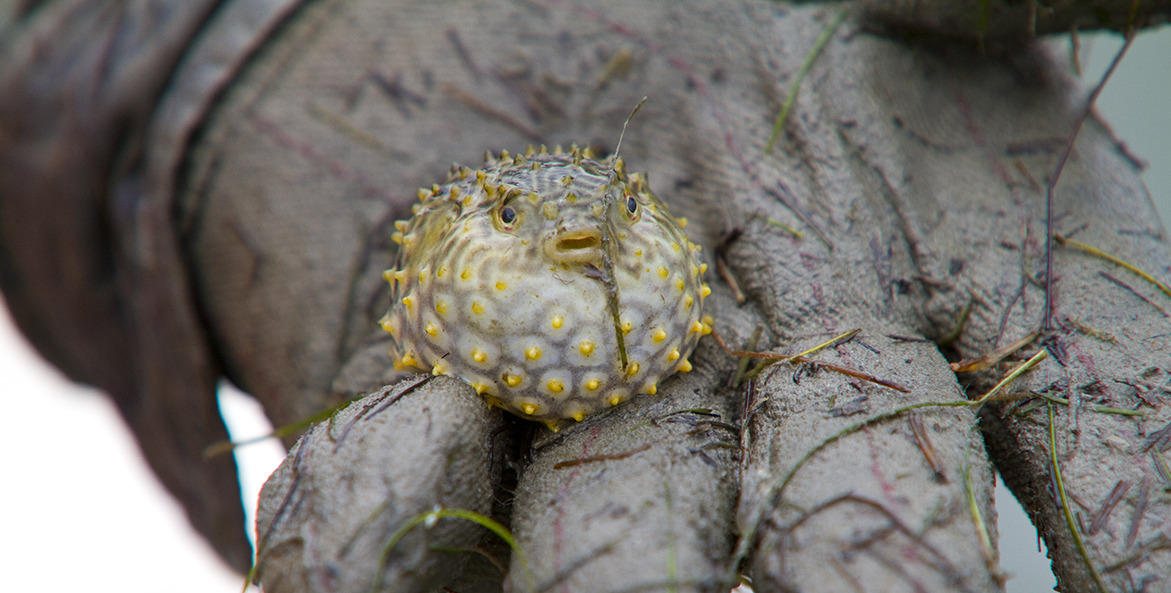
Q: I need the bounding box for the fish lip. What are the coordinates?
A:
[545,227,604,265]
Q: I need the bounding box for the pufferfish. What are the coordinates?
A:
[380,145,712,428]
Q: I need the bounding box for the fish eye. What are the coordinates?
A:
[501,206,517,225]
[626,196,638,215]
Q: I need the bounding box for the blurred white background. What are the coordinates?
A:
[0,25,1167,593]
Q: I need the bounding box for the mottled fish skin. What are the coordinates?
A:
[381,145,711,429]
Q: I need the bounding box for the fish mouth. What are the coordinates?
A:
[546,228,604,265]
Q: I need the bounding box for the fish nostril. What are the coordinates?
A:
[557,236,599,251]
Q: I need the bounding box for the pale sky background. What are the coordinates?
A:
[0,27,1167,593]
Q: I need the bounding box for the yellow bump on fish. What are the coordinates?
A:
[542,202,559,220]
[392,232,404,244]
[626,361,640,377]
[381,149,709,424]
[678,217,688,228]
[677,359,693,372]
[701,284,712,297]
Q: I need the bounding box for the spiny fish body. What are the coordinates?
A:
[381,146,710,428]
